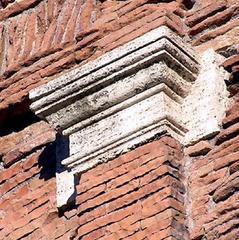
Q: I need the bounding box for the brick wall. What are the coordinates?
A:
[75,137,185,239]
[0,135,186,240]
[184,54,239,240]
[0,0,239,239]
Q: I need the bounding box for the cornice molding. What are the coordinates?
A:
[29,26,229,208]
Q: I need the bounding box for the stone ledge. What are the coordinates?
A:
[30,26,198,171]
[29,25,229,208]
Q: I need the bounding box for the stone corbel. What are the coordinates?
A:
[29,26,229,208]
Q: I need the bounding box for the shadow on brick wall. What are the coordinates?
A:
[38,141,57,181]
[38,134,71,180]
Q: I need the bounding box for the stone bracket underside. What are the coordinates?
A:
[29,26,229,208]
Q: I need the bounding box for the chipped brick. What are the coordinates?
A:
[185,141,213,157]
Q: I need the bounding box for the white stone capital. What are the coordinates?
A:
[29,26,229,208]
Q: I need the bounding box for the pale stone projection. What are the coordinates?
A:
[30,26,229,207]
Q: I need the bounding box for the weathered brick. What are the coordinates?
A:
[213,152,239,171]
[192,18,239,46]
[213,171,239,203]
[223,54,239,70]
[229,161,239,174]
[208,135,239,159]
[75,138,185,238]
[9,223,36,240]
[53,0,76,45]
[185,140,212,157]
[0,0,41,21]
[0,121,55,167]
[215,123,239,145]
[22,11,37,59]
[77,141,174,195]
[222,102,239,127]
[188,4,238,36]
[63,0,83,44]
[186,1,227,26]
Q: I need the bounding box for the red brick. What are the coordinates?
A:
[53,0,75,46]
[232,64,239,74]
[9,223,36,240]
[0,121,55,167]
[64,208,78,220]
[213,152,239,171]
[15,185,29,199]
[80,0,95,31]
[22,150,41,170]
[0,162,21,184]
[97,9,168,48]
[46,0,55,25]
[229,161,239,174]
[78,204,107,226]
[188,5,239,36]
[40,19,58,55]
[208,135,239,160]
[0,0,41,21]
[63,0,83,44]
[106,155,171,190]
[39,53,76,78]
[32,3,47,56]
[185,1,227,27]
[215,123,239,145]
[117,0,152,17]
[192,18,239,46]
[213,171,239,203]
[21,11,37,59]
[76,183,106,205]
[223,102,239,127]
[106,15,183,53]
[223,54,239,70]
[6,18,17,69]
[78,178,139,213]
[185,141,213,157]
[107,178,179,213]
[80,227,106,240]
[77,142,172,195]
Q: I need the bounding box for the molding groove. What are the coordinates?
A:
[29,26,229,208]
